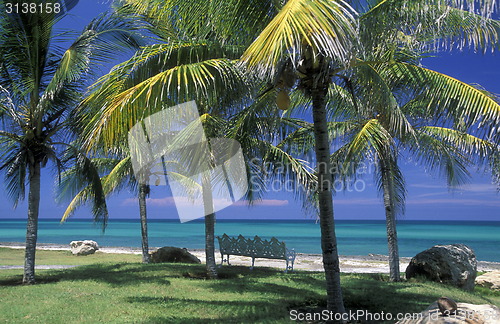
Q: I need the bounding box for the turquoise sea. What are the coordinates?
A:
[1,219,499,262]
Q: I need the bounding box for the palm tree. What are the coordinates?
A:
[347,1,500,281]
[0,1,140,284]
[239,0,357,313]
[57,154,154,262]
[277,1,500,282]
[58,152,204,264]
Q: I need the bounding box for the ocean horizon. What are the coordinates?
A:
[1,218,499,262]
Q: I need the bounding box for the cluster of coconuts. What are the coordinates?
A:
[275,46,325,111]
[275,61,296,111]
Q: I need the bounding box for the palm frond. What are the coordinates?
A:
[408,128,472,187]
[58,146,108,226]
[40,9,143,119]
[420,126,497,162]
[387,62,500,134]
[80,41,249,151]
[358,2,500,84]
[0,138,27,206]
[247,137,317,212]
[344,119,394,163]
[348,62,416,138]
[240,0,357,78]
[121,0,280,45]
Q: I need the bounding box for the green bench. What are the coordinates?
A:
[216,234,296,272]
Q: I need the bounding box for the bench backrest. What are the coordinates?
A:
[217,234,287,259]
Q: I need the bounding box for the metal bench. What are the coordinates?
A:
[216,234,296,272]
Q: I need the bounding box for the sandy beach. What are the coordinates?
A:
[2,242,500,273]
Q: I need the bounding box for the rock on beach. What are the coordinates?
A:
[406,244,477,291]
[70,240,99,256]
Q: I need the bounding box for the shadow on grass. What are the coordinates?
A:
[341,274,498,320]
[343,277,432,315]
[136,316,267,324]
[0,262,174,287]
[126,291,314,323]
[280,274,499,323]
[131,298,286,323]
[124,268,326,323]
[2,263,496,323]
[182,266,326,302]
[0,263,280,287]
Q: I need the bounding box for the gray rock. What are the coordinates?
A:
[70,240,99,256]
[150,247,201,264]
[396,301,500,324]
[476,271,500,291]
[405,244,477,291]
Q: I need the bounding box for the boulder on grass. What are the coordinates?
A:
[476,271,500,291]
[150,247,200,264]
[405,244,477,291]
[70,240,99,256]
[396,300,500,324]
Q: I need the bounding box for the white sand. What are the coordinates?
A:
[2,242,499,273]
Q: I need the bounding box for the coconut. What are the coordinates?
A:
[276,90,290,111]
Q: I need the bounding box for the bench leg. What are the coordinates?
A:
[250,257,255,270]
[284,258,295,273]
[220,254,231,266]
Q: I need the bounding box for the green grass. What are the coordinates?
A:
[0,247,141,265]
[1,249,499,323]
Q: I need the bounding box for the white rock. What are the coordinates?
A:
[476,271,500,291]
[70,240,99,256]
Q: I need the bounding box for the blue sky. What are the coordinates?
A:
[0,1,499,221]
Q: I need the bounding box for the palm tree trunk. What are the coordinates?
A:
[380,159,401,282]
[202,174,218,279]
[311,86,345,315]
[23,162,41,284]
[138,184,151,263]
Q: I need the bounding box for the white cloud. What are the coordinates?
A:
[410,183,497,193]
[121,197,289,207]
[406,198,500,207]
[334,198,380,206]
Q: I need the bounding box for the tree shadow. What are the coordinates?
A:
[341,275,497,322]
[205,268,325,294]
[0,263,281,287]
[120,268,327,323]
[125,296,299,323]
[137,316,264,324]
[282,274,498,323]
[0,263,171,287]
